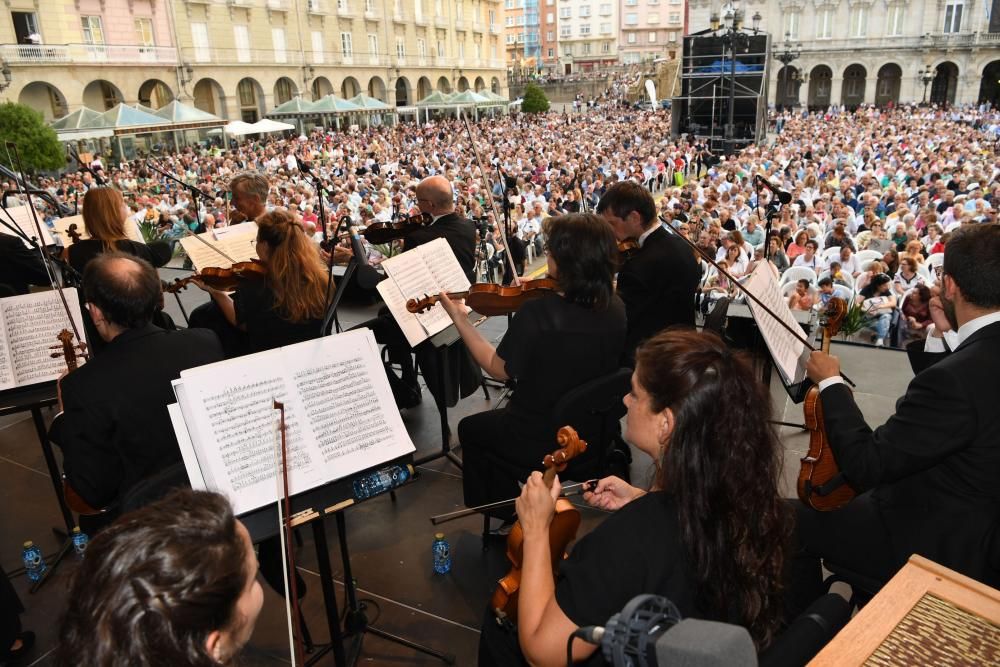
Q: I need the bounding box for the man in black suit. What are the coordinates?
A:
[0,234,49,296]
[792,224,1000,611]
[596,182,700,364]
[356,176,477,407]
[50,253,223,517]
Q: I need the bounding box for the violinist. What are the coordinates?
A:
[595,182,701,365]
[228,171,269,224]
[791,224,1000,613]
[479,330,790,666]
[189,208,329,357]
[439,213,625,530]
[49,253,223,526]
[67,188,161,274]
[354,175,477,408]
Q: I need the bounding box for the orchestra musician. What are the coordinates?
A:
[0,233,48,296]
[50,253,223,524]
[479,330,790,666]
[439,213,626,529]
[354,175,477,408]
[595,182,701,364]
[228,171,269,223]
[792,223,1000,612]
[68,187,174,355]
[57,490,262,667]
[190,208,329,357]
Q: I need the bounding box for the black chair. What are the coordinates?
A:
[703,296,731,337]
[480,368,633,546]
[758,593,851,667]
[551,367,633,484]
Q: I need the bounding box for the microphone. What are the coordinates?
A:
[578,594,756,667]
[295,155,312,175]
[754,174,792,205]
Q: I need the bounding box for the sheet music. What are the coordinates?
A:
[0,289,86,390]
[743,263,809,385]
[0,206,55,248]
[178,222,258,271]
[377,238,469,347]
[171,330,414,516]
[169,402,207,490]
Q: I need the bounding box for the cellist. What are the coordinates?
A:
[479,330,791,666]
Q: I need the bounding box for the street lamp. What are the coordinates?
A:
[775,31,801,110]
[711,8,762,156]
[920,65,935,104]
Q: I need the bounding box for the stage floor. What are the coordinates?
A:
[0,267,913,666]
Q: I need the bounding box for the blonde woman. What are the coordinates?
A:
[67,188,157,274]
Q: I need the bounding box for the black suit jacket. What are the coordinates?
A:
[0,234,49,295]
[49,324,224,509]
[822,320,1000,585]
[404,212,477,283]
[616,226,701,361]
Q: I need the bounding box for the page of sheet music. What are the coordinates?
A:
[0,289,86,390]
[421,238,472,294]
[282,330,413,480]
[0,206,55,248]
[168,402,207,490]
[374,279,434,348]
[53,215,146,248]
[743,263,809,384]
[172,330,414,516]
[382,245,453,332]
[178,222,258,272]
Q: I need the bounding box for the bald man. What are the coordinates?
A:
[408,175,476,281]
[355,175,477,408]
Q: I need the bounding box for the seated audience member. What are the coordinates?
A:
[788,279,816,311]
[900,284,933,341]
[856,273,897,347]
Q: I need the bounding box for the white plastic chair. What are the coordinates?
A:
[822,246,842,263]
[818,269,855,291]
[857,249,883,264]
[780,266,818,287]
[927,253,944,269]
[916,263,933,285]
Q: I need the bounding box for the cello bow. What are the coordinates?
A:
[273,400,305,666]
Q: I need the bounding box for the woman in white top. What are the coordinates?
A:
[892,256,924,296]
[792,239,821,273]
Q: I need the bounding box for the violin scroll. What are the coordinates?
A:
[543,426,587,473]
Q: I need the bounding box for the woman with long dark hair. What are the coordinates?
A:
[192,208,329,355]
[440,213,626,525]
[57,490,263,666]
[480,329,791,666]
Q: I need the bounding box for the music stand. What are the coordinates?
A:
[239,455,454,667]
[0,382,76,592]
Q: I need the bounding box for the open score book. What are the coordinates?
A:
[169,329,415,515]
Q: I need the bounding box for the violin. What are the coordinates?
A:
[406,278,558,317]
[164,259,267,293]
[798,297,858,511]
[362,212,431,245]
[50,329,104,516]
[617,239,640,263]
[491,426,587,628]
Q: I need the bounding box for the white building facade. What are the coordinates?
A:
[687,0,1000,108]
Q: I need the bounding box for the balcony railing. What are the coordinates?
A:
[415,14,429,25]
[489,25,500,34]
[435,16,449,28]
[266,0,290,10]
[472,21,484,32]
[1,43,178,64]
[307,0,329,13]
[180,46,304,65]
[393,10,407,22]
[336,3,355,17]
[797,31,994,54]
[454,19,467,31]
[434,55,447,66]
[364,8,378,19]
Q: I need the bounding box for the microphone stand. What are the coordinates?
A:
[145,160,213,230]
[321,215,357,336]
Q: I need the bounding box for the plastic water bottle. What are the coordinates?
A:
[72,526,89,558]
[432,533,451,574]
[22,541,47,582]
[353,465,411,501]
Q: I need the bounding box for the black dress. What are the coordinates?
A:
[478,492,704,667]
[233,280,324,354]
[458,292,626,512]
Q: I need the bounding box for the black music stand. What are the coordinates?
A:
[0,382,76,592]
[239,455,453,667]
[411,312,491,471]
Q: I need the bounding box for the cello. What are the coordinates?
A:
[491,426,587,628]
[798,297,858,511]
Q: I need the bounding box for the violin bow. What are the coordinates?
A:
[459,111,521,286]
[4,142,88,357]
[661,222,855,388]
[273,400,304,666]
